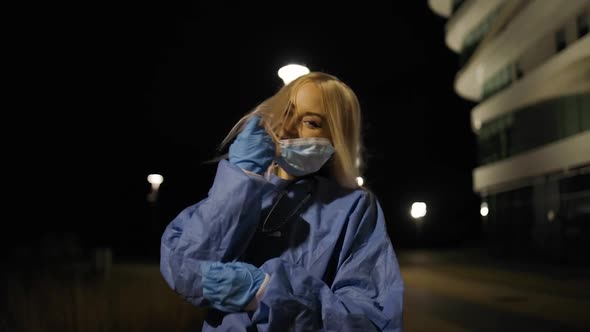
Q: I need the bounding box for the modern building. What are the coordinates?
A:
[428,0,590,262]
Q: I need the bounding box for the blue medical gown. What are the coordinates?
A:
[160,160,404,331]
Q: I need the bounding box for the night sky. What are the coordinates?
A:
[16,1,481,258]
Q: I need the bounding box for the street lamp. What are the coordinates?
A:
[410,201,427,248]
[410,202,427,219]
[356,176,364,187]
[147,173,164,203]
[147,173,164,232]
[278,64,310,85]
[480,202,489,217]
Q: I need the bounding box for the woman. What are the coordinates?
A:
[160,72,404,331]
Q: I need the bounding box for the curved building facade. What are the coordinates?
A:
[429,0,590,262]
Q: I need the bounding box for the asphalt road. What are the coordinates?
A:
[397,248,590,332]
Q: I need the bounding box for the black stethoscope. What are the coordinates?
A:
[259,176,317,236]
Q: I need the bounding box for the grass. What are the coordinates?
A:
[2,261,206,332]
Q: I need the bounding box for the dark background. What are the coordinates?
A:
[11,1,481,260]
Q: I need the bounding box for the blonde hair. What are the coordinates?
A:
[220,72,364,189]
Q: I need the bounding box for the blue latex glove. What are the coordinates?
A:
[229,115,275,174]
[201,261,266,312]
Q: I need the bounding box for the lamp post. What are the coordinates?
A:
[147,174,164,232]
[411,202,427,247]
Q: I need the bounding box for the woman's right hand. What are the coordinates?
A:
[201,261,268,312]
[229,115,275,174]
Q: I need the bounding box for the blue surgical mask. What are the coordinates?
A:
[276,137,335,177]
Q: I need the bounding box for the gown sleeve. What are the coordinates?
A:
[159,160,277,306]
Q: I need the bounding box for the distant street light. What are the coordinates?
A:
[547,209,555,222]
[278,64,310,85]
[356,176,364,187]
[147,174,164,191]
[480,202,489,217]
[410,202,427,219]
[147,174,164,203]
[147,174,164,232]
[411,201,427,247]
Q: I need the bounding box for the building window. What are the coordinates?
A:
[555,29,566,52]
[577,13,588,38]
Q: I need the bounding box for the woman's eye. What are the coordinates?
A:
[303,120,322,128]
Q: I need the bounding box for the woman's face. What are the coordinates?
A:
[279,83,332,141]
